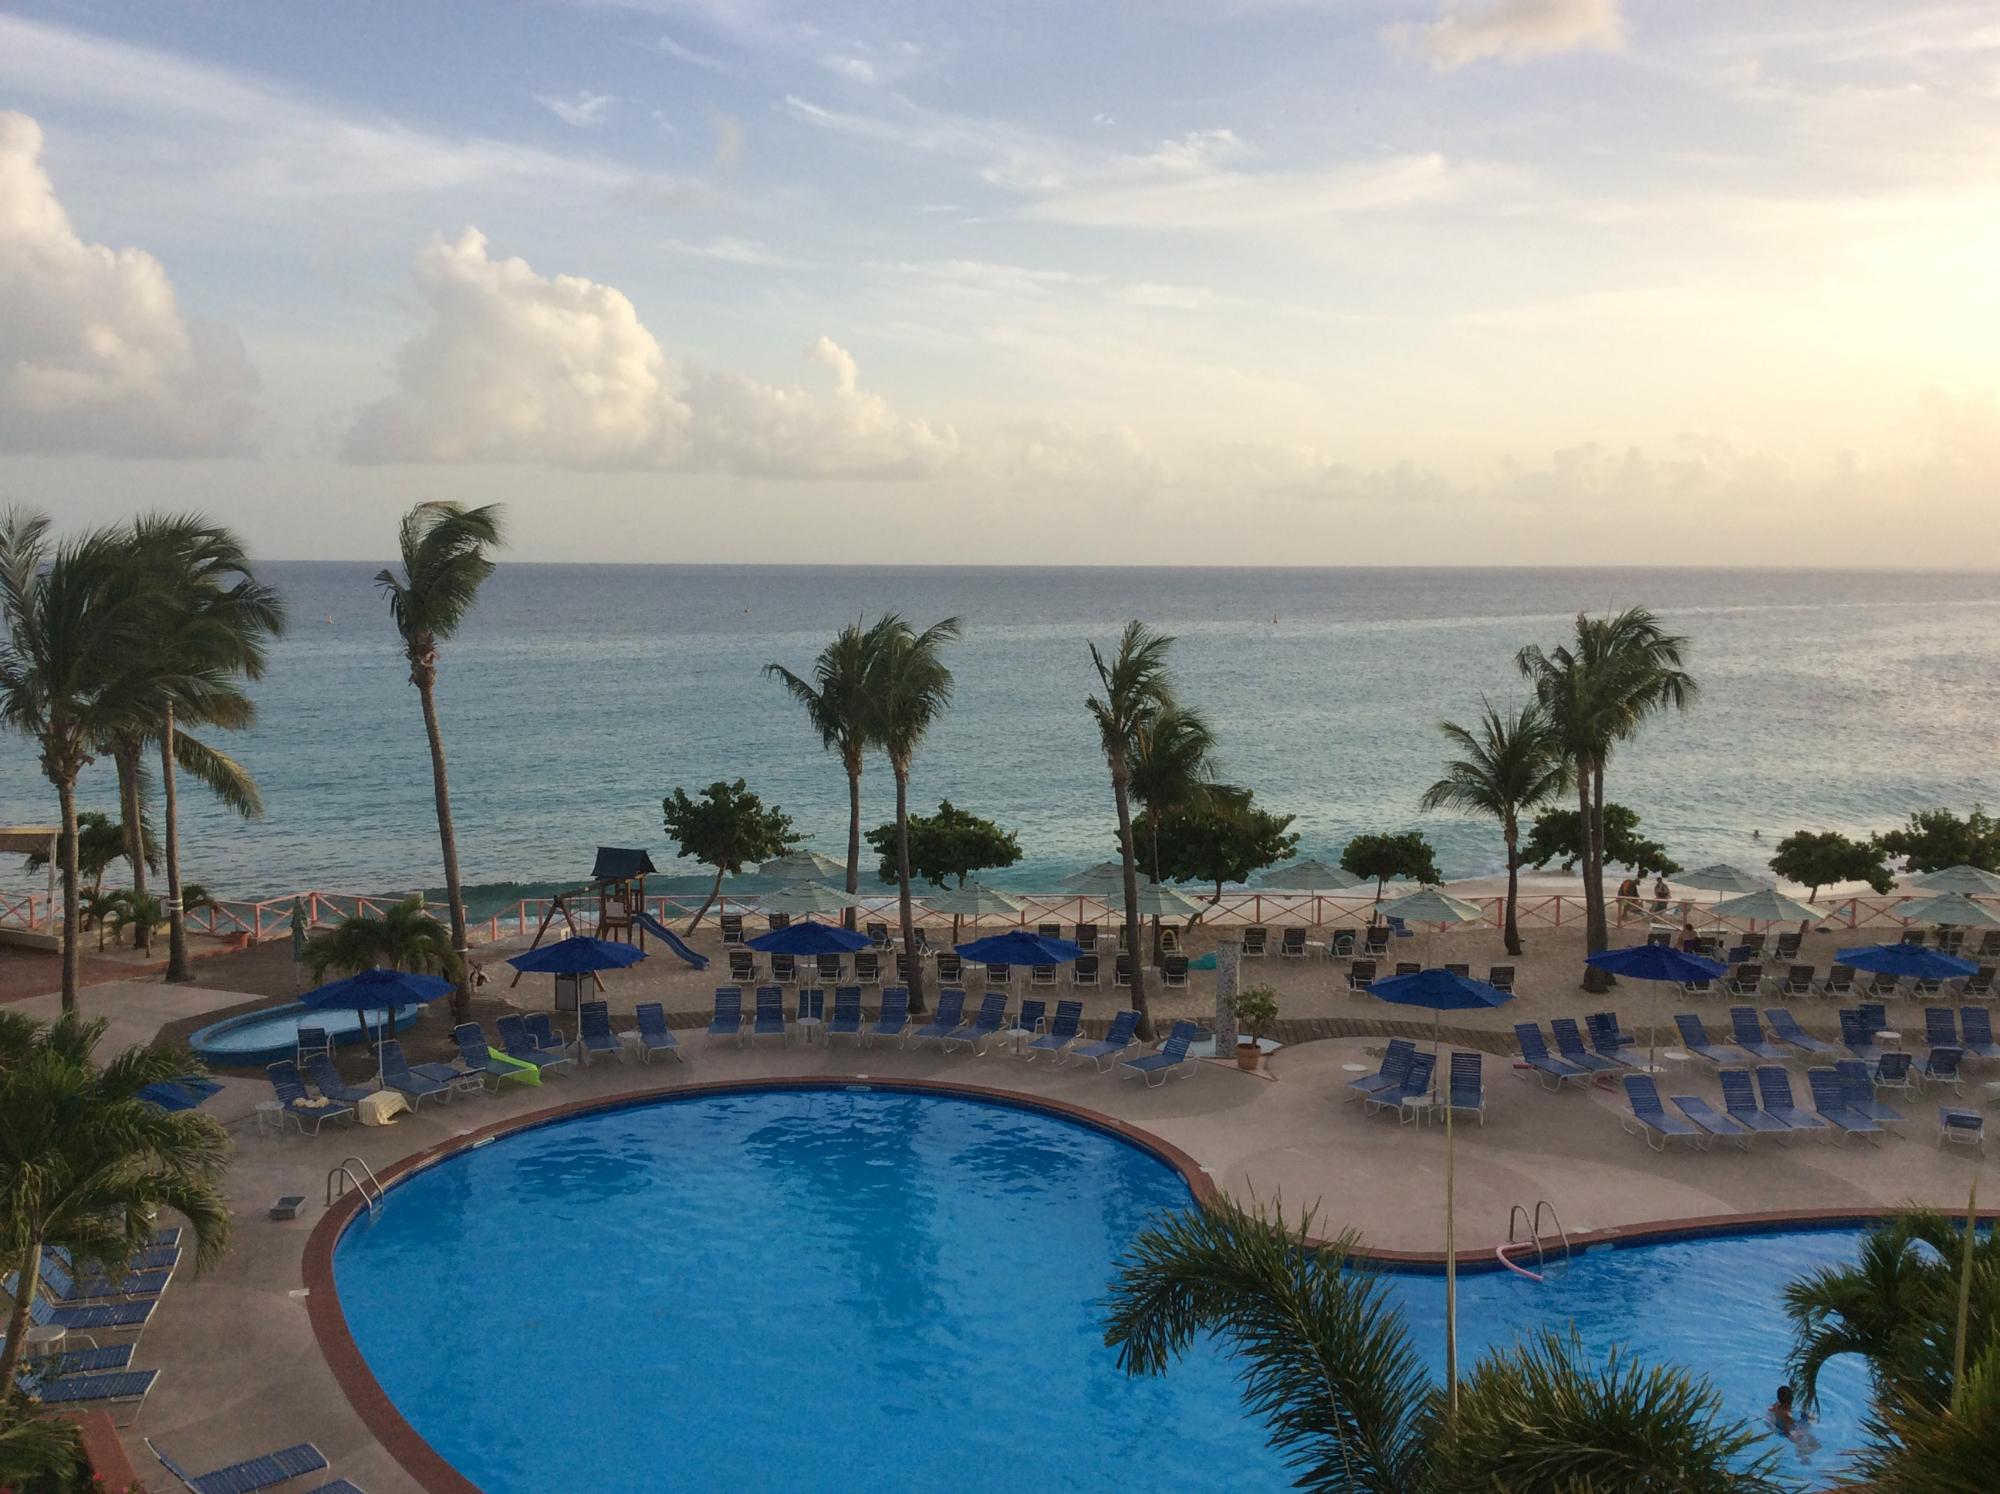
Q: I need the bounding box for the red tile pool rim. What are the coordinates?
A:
[301,1075,1999,1494]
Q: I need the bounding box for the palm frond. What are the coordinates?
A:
[171,730,264,819]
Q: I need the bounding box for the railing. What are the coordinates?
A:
[327,1156,385,1217]
[1497,1199,1570,1282]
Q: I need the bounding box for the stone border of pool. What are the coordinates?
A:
[301,1075,1999,1494]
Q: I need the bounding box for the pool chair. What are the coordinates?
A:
[304,1052,376,1105]
[1585,1011,1635,1055]
[1241,926,1268,958]
[1726,963,1764,999]
[913,989,968,1049]
[7,1342,134,1379]
[854,952,882,986]
[1817,964,1857,1000]
[1513,1024,1589,1090]
[498,1014,575,1075]
[708,987,745,1047]
[1673,1014,1738,1066]
[577,1001,623,1064]
[768,911,792,933]
[1329,928,1358,960]
[29,1257,166,1306]
[294,1026,331,1066]
[1779,965,1816,999]
[1393,962,1421,979]
[1364,1050,1436,1121]
[28,1291,155,1341]
[1345,1039,1417,1103]
[1112,955,1133,988]
[826,987,864,1044]
[1924,1008,1960,1053]
[1937,1106,1985,1151]
[1032,963,1059,988]
[1552,1018,1626,1073]
[1037,922,1063,942]
[771,953,797,986]
[1162,954,1190,989]
[1961,966,1996,999]
[719,913,745,946]
[1445,1052,1484,1125]
[1958,1007,2000,1060]
[1344,959,1377,995]
[1443,963,1470,980]
[1753,1067,1827,1137]
[818,953,847,985]
[1764,1008,1836,1056]
[22,1364,158,1425]
[1073,923,1099,953]
[1873,1050,1916,1093]
[1981,931,2000,959]
[1486,965,1515,995]
[751,987,788,1045]
[54,1242,180,1278]
[987,962,1013,989]
[1806,1066,1882,1143]
[1921,1046,1965,1093]
[1865,972,1902,1002]
[1027,1000,1085,1061]
[1833,1061,1905,1131]
[265,1061,355,1135]
[635,1002,683,1063]
[1071,954,1100,988]
[895,952,916,984]
[1728,1008,1790,1062]
[1857,1001,1890,1035]
[452,1025,536,1091]
[524,1012,571,1060]
[1121,1020,1201,1086]
[145,1438,337,1494]
[864,987,910,1048]
[1361,925,1392,958]
[1677,972,1716,1001]
[149,1226,183,1251]
[379,1041,451,1107]
[727,950,758,985]
[1071,1009,1142,1072]
[1279,927,1308,959]
[1620,1075,1705,1150]
[1671,1094,1751,1150]
[1005,999,1048,1052]
[866,921,891,949]
[1774,930,1804,964]
[944,992,1009,1054]
[1839,1010,1885,1064]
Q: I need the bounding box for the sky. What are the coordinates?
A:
[1,0,1997,565]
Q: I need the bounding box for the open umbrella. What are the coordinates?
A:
[1676,864,1772,895]
[1061,861,1130,896]
[1897,891,2000,930]
[1257,859,1363,890]
[747,921,872,956]
[1585,944,1727,1068]
[954,929,1083,967]
[759,849,846,882]
[923,881,1026,920]
[1709,888,1830,930]
[299,967,454,1079]
[506,935,647,1003]
[759,880,863,916]
[1834,943,1978,980]
[1132,882,1202,919]
[1379,888,1486,928]
[1910,864,2000,896]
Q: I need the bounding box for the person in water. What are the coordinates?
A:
[1768,1383,1815,1447]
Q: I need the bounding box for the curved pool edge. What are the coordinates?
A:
[301,1076,2000,1494]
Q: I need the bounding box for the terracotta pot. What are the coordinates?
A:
[1236,1039,1262,1072]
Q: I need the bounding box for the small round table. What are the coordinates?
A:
[1341,1062,1370,1073]
[1875,1029,1902,1049]
[254,1099,285,1137]
[24,1323,66,1356]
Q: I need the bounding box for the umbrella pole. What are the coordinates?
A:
[1444,1091,1458,1417]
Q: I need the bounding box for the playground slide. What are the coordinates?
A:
[632,910,711,970]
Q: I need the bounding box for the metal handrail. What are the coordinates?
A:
[1498,1198,1571,1282]
[326,1155,385,1217]
[1533,1199,1572,1268]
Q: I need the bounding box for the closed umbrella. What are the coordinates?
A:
[1897,891,2000,930]
[299,967,454,1079]
[1910,865,2000,896]
[1676,864,1772,895]
[759,849,846,882]
[289,900,308,994]
[760,880,863,916]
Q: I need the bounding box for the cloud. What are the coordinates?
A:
[657,32,728,71]
[535,91,616,128]
[0,112,256,457]
[345,228,954,478]
[1390,0,1625,71]
[663,235,800,267]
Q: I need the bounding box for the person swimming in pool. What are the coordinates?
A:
[1768,1385,1818,1455]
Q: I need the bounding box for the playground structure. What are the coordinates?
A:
[513,848,708,986]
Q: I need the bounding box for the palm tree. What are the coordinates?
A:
[1105,1196,1783,1493]
[303,895,460,982]
[0,511,157,1014]
[1417,701,1568,957]
[0,1009,231,1392]
[1127,701,1215,963]
[1518,609,1697,986]
[1088,622,1178,1037]
[377,502,505,1025]
[867,614,961,1014]
[764,618,891,930]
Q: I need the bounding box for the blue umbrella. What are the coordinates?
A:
[747,921,872,956]
[954,930,1083,966]
[507,937,649,974]
[300,967,455,1077]
[1835,943,1978,980]
[1585,944,1727,983]
[138,1076,223,1112]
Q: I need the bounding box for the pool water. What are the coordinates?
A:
[188,1000,426,1066]
[332,1090,1871,1492]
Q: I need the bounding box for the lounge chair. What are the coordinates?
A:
[864,987,910,1047]
[719,913,745,946]
[1586,1011,1637,1055]
[1979,930,2000,959]
[498,1014,574,1074]
[304,1052,375,1105]
[1925,1008,1960,1052]
[767,911,791,932]
[1112,955,1132,988]
[1779,965,1815,998]
[1486,965,1515,995]
[1774,931,1803,963]
[1329,928,1358,960]
[1673,1014,1739,1066]
[866,922,891,949]
[1026,999,1084,1061]
[818,953,847,985]
[944,992,1008,1054]
[1806,1066,1882,1143]
[1361,925,1392,958]
[854,951,881,985]
[379,1040,450,1106]
[727,949,757,984]
[1345,959,1377,994]
[751,986,788,1044]
[708,987,745,1046]
[1677,973,1716,1000]
[265,1061,355,1134]
[1121,1020,1200,1086]
[1241,927,1268,958]
[1865,972,1902,1002]
[1074,924,1099,953]
[1514,1023,1589,1090]
[826,987,864,1044]
[452,1025,533,1090]
[912,989,968,1048]
[894,953,915,985]
[31,1257,166,1305]
[1031,963,1058,987]
[1345,1039,1416,1102]
[1364,1050,1437,1120]
[1959,1006,2000,1060]
[1764,1008,1836,1056]
[1071,1010,1142,1072]
[1279,928,1307,959]
[7,1342,133,1377]
[1393,962,1421,978]
[771,953,797,986]
[23,1365,157,1424]
[1551,1018,1624,1073]
[1621,1075,1706,1150]
[577,1001,622,1064]
[929,952,958,984]
[1726,963,1764,998]
[1961,965,1997,999]
[1728,1008,1789,1062]
[28,1292,154,1340]
[634,1002,683,1063]
[986,962,1013,988]
[1162,954,1189,988]
[146,1438,333,1494]
[1874,1050,1916,1092]
[1672,1094,1751,1149]
[1071,954,1100,988]
[294,1026,331,1065]
[1833,1060,1904,1130]
[1922,1046,1965,1092]
[1754,1066,1827,1136]
[1937,1106,1985,1151]
[1817,964,1857,1000]
[523,1012,570,1059]
[1444,962,1470,980]
[1839,1010,1885,1063]
[1445,1052,1484,1124]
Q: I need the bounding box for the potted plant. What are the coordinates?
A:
[1232,986,1278,1072]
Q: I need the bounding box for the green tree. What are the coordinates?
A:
[1128,701,1217,963]
[1768,831,1893,902]
[764,617,893,930]
[0,1010,231,1392]
[1418,701,1569,957]
[1518,609,1698,987]
[1341,831,1442,908]
[23,809,137,901]
[377,501,505,1024]
[1104,1197,1782,1493]
[1134,785,1297,910]
[0,510,158,1014]
[867,615,961,1014]
[1088,621,1180,1037]
[866,800,1020,943]
[663,779,799,932]
[1521,804,1680,880]
[1875,806,2000,876]
[303,894,460,981]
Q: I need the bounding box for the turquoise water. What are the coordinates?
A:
[8,564,1999,906]
[332,1089,1869,1492]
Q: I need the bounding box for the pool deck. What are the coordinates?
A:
[98,1010,1996,1492]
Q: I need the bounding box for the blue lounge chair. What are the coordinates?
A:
[7,1342,133,1377]
[826,987,864,1044]
[53,1243,178,1276]
[1960,1006,2000,1061]
[1345,1039,1416,1102]
[708,986,745,1046]
[1365,1050,1437,1119]
[752,986,788,1044]
[498,1014,574,1075]
[913,989,968,1048]
[1008,999,1048,1048]
[578,1001,622,1064]
[379,1040,450,1106]
[1673,1014,1738,1066]
[865,987,910,1047]
[1833,1060,1904,1130]
[304,1052,375,1104]
[146,1438,332,1494]
[1027,999,1085,1061]
[1807,1066,1882,1143]
[452,1024,532,1090]
[1839,1009,1885,1063]
[148,1226,182,1250]
[1552,1018,1625,1073]
[1925,1008,1960,1052]
[635,1002,683,1063]
[1858,1001,1890,1035]
[1922,1045,1965,1093]
[1514,1023,1588,1090]
[22,1365,157,1424]
[944,992,1008,1054]
[1754,1066,1827,1136]
[1728,1008,1789,1062]
[38,1253,169,1303]
[524,1012,571,1059]
[1445,1052,1484,1124]
[1937,1106,1985,1151]
[1071,1009,1142,1072]
[1621,1074,1705,1150]
[1718,1067,1789,1138]
[1764,1008,1836,1056]
[1121,1020,1200,1086]
[1585,1011,1635,1061]
[1873,1050,1916,1092]
[265,1061,355,1135]
[1671,1094,1750,1149]
[29,1293,154,1339]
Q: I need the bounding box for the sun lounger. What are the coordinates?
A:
[1552,1018,1626,1072]
[29,1292,154,1339]
[825,987,864,1043]
[521,1012,569,1060]
[1026,999,1084,1061]
[634,1002,683,1063]
[1958,1006,2000,1060]
[146,1438,332,1494]
[498,1014,574,1074]
[1071,1010,1142,1071]
[1279,927,1307,959]
[1839,1010,1885,1063]
[1728,1007,1789,1062]
[7,1342,133,1377]
[1764,1008,1835,1056]
[1754,1066,1827,1135]
[819,953,848,984]
[1110,954,1133,988]
[939,991,1006,1054]
[912,989,967,1048]
[576,1001,621,1063]
[1585,1011,1635,1055]
[1671,1094,1750,1149]
[1832,1060,1904,1130]
[1345,1039,1415,1102]
[1774,931,1804,963]
[854,951,881,985]
[1872,1050,1915,1093]
[1817,964,1856,999]
[1937,1106,1985,1150]
[1677,974,1716,1000]
[1345,959,1377,994]
[451,1025,533,1090]
[265,1061,355,1134]
[864,987,910,1047]
[1921,1046,1964,1092]
[1621,1075,1705,1150]
[1069,954,1099,988]
[1486,965,1515,995]
[1806,1066,1881,1142]
[1726,963,1764,998]
[303,1052,374,1104]
[1865,972,1902,1002]
[1329,928,1358,960]
[751,986,788,1044]
[984,961,1012,988]
[768,912,791,933]
[1241,926,1268,958]
[1673,1014,1739,1066]
[1961,965,1997,998]
[866,922,891,949]
[1514,1023,1589,1090]
[379,1040,450,1106]
[727,949,757,984]
[1365,1050,1437,1120]
[708,987,745,1046]
[1924,1008,1960,1051]
[23,1365,157,1424]
[1162,954,1189,988]
[1779,965,1815,998]
[770,953,797,986]
[1073,923,1098,953]
[1445,1052,1484,1124]
[1121,1020,1200,1086]
[27,1258,165,1306]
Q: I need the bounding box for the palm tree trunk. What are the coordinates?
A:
[1112,771,1152,1038]
[1579,769,1610,991]
[843,753,862,932]
[687,868,723,932]
[415,675,472,1025]
[56,774,81,1017]
[0,1246,40,1389]
[115,738,150,952]
[1503,818,1522,957]
[894,765,926,1014]
[1148,821,1164,966]
[161,707,193,981]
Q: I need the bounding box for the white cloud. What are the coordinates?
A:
[1390,0,1625,71]
[345,229,955,478]
[663,235,799,267]
[657,32,728,71]
[0,112,256,457]
[535,91,616,128]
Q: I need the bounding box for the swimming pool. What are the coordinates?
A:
[329,1088,1871,1491]
[188,1000,427,1066]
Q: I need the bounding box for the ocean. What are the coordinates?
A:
[5,564,1998,917]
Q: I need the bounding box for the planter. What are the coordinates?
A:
[221,930,253,950]
[1236,1039,1263,1072]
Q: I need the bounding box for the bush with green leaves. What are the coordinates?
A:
[1232,986,1279,1043]
[1767,831,1892,902]
[1340,832,1441,902]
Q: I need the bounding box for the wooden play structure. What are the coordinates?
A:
[511,847,706,987]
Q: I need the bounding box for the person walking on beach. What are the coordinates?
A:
[1616,876,1640,924]
[1651,876,1670,916]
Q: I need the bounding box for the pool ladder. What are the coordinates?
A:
[1497,1200,1570,1282]
[327,1156,385,1218]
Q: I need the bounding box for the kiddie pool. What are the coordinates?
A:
[188,1000,426,1067]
